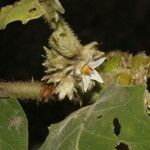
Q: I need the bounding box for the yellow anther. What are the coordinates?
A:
[81,64,93,75]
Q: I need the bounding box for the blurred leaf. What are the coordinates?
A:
[0,97,28,150]
[40,85,150,150]
[0,0,43,29]
[102,56,121,73]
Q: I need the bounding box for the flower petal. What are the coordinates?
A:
[89,57,106,69]
[81,75,90,92]
[90,69,103,83]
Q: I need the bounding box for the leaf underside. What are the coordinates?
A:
[40,85,150,150]
[0,97,28,150]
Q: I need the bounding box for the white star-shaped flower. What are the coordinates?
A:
[80,57,106,92]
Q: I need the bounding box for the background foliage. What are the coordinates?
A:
[0,97,28,149]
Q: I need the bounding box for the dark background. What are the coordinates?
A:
[0,0,150,149]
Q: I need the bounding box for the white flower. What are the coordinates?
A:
[79,57,106,92]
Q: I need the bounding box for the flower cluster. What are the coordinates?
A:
[39,0,106,102]
[42,36,106,101]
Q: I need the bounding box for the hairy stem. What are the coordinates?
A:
[0,81,53,102]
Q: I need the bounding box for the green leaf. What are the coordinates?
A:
[0,0,43,30]
[40,85,150,150]
[0,0,65,30]
[0,97,28,150]
[102,56,121,73]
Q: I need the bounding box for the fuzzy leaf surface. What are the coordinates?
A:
[0,97,28,150]
[40,85,150,150]
[0,0,43,29]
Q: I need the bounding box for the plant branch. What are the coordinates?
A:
[0,81,54,102]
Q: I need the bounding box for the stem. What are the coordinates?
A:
[0,81,53,102]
